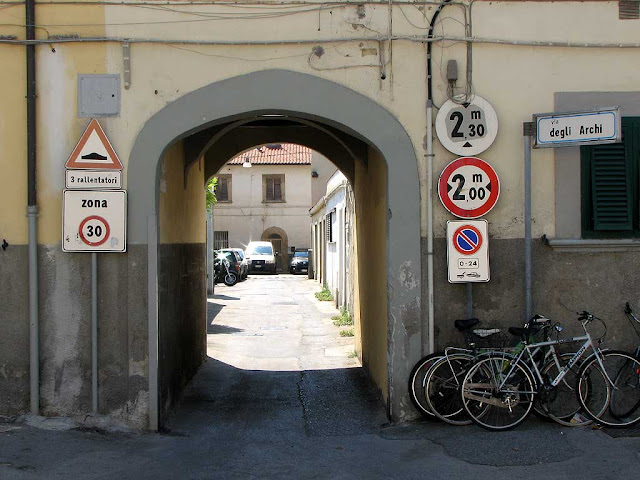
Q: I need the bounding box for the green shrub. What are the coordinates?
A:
[315,284,333,301]
[332,306,353,326]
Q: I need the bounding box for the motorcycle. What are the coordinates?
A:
[214,253,238,286]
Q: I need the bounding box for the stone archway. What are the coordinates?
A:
[127,69,422,429]
[260,227,289,273]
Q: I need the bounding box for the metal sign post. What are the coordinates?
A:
[523,122,534,322]
[523,107,620,321]
[62,118,126,416]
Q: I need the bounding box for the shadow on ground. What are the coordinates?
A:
[165,356,387,438]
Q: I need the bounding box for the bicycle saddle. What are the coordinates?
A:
[508,327,528,337]
[454,318,480,331]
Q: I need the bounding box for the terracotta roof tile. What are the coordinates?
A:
[228,143,312,165]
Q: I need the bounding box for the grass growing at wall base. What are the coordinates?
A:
[332,306,353,326]
[315,284,333,301]
[340,329,354,337]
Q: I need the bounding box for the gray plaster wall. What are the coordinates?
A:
[0,245,149,427]
[434,238,640,351]
[158,243,206,424]
[0,246,29,414]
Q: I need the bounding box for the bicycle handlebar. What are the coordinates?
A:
[577,311,595,322]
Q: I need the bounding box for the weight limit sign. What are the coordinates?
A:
[438,157,500,219]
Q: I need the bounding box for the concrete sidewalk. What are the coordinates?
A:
[1,275,639,479]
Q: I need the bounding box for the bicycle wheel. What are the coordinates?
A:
[425,353,476,425]
[610,355,640,421]
[461,354,536,431]
[408,353,443,418]
[577,350,640,427]
[538,353,592,427]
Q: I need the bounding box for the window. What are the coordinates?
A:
[326,210,335,242]
[215,175,231,202]
[263,174,285,202]
[581,117,640,238]
[214,231,229,250]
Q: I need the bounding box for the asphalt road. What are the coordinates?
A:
[1,274,639,479]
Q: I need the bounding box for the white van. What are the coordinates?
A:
[245,241,277,274]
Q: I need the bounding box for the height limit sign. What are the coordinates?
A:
[447,220,490,283]
[62,190,127,252]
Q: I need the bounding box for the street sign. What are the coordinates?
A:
[447,220,489,283]
[65,170,121,189]
[62,189,127,252]
[66,119,123,170]
[435,95,499,156]
[453,224,482,255]
[533,107,620,148]
[438,157,500,219]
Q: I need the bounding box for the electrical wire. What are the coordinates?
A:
[2,33,640,50]
[167,43,312,62]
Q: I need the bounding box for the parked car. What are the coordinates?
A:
[214,250,243,282]
[220,248,248,280]
[245,241,277,274]
[289,250,309,274]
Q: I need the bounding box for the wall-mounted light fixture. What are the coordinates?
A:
[242,156,252,168]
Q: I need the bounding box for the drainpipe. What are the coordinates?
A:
[424,0,452,355]
[425,101,435,354]
[26,0,39,415]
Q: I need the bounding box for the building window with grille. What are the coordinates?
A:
[326,210,335,243]
[215,175,231,203]
[581,117,640,238]
[214,231,229,250]
[263,174,285,202]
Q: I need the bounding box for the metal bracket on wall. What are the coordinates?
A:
[123,42,131,90]
[523,121,536,138]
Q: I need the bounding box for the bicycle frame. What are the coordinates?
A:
[497,319,614,391]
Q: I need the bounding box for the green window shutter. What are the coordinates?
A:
[590,123,633,231]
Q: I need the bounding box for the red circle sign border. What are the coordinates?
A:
[438,156,500,219]
[453,224,483,255]
[78,215,111,247]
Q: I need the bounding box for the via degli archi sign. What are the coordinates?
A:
[436,95,500,283]
[533,107,621,148]
[62,119,127,253]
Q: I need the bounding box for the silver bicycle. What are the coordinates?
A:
[460,311,640,431]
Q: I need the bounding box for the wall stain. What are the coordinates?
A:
[398,261,418,290]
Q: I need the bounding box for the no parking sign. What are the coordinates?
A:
[447,220,489,283]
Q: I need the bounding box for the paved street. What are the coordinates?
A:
[1,274,640,479]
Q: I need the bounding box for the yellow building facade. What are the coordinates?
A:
[1,1,639,429]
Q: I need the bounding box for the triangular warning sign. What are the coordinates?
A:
[66,119,123,170]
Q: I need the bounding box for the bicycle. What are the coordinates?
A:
[602,303,640,424]
[460,311,640,431]
[424,315,569,426]
[408,318,504,419]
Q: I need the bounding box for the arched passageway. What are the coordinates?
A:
[127,70,422,429]
[261,226,289,273]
